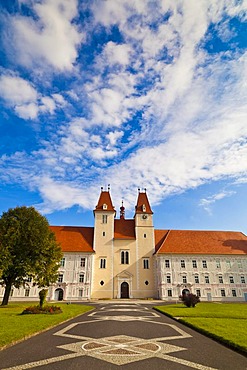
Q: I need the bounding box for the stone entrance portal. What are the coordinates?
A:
[54,288,63,301]
[121,282,129,299]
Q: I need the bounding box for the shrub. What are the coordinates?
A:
[21,305,62,315]
[180,293,200,308]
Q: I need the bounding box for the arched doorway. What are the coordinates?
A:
[121,282,129,298]
[54,288,63,301]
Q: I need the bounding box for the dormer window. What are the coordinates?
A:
[142,204,146,212]
[103,203,107,210]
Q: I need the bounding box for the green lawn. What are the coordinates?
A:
[0,302,93,349]
[154,303,247,353]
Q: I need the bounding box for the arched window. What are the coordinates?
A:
[121,251,129,264]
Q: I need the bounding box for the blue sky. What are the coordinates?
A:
[0,0,247,234]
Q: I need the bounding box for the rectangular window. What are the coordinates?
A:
[192,260,197,268]
[219,275,223,284]
[202,260,207,268]
[205,275,210,284]
[216,260,221,268]
[60,257,65,267]
[102,215,108,224]
[25,289,30,297]
[221,289,226,297]
[182,275,187,283]
[181,260,185,268]
[80,258,86,267]
[103,231,105,236]
[121,251,129,264]
[144,234,147,238]
[166,275,171,284]
[229,276,234,284]
[79,274,84,283]
[226,260,231,269]
[58,274,63,283]
[232,289,237,297]
[143,259,149,269]
[196,289,201,297]
[167,289,172,297]
[79,289,83,297]
[165,260,170,268]
[194,275,199,284]
[241,276,245,283]
[100,258,106,269]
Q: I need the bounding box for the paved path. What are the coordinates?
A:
[0,301,246,369]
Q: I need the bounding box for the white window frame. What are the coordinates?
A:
[165,260,170,268]
[143,258,149,269]
[58,274,63,283]
[100,258,106,269]
[80,258,86,268]
[121,250,129,264]
[79,274,84,283]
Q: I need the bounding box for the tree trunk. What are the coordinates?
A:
[1,281,12,306]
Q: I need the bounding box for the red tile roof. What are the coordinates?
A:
[135,192,153,214]
[114,219,136,239]
[50,226,94,253]
[155,230,247,255]
[94,191,115,212]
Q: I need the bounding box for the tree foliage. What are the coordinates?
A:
[0,206,62,305]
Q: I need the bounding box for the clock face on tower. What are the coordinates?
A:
[142,214,148,220]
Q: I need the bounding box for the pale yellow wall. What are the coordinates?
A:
[91,210,158,299]
[91,211,115,298]
[135,213,156,298]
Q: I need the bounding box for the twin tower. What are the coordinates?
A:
[91,189,157,299]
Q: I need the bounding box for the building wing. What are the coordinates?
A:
[50,226,94,253]
[155,230,247,255]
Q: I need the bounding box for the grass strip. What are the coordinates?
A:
[0,302,93,349]
[154,303,247,356]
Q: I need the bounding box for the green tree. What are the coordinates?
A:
[0,206,62,306]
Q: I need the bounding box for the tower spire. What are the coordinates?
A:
[120,200,125,219]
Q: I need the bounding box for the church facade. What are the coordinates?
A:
[2,189,247,302]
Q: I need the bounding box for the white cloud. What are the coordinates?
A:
[199,190,236,214]
[36,176,96,213]
[15,103,39,120]
[6,0,83,71]
[0,72,66,119]
[0,74,37,104]
[40,96,56,114]
[52,93,67,107]
[102,42,132,66]
[106,131,124,146]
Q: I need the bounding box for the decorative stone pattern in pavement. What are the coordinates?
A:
[2,303,221,370]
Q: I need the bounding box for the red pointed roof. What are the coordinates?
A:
[114,219,135,239]
[135,191,153,215]
[94,191,115,212]
[50,226,94,253]
[155,229,247,255]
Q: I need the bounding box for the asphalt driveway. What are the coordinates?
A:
[0,301,246,369]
